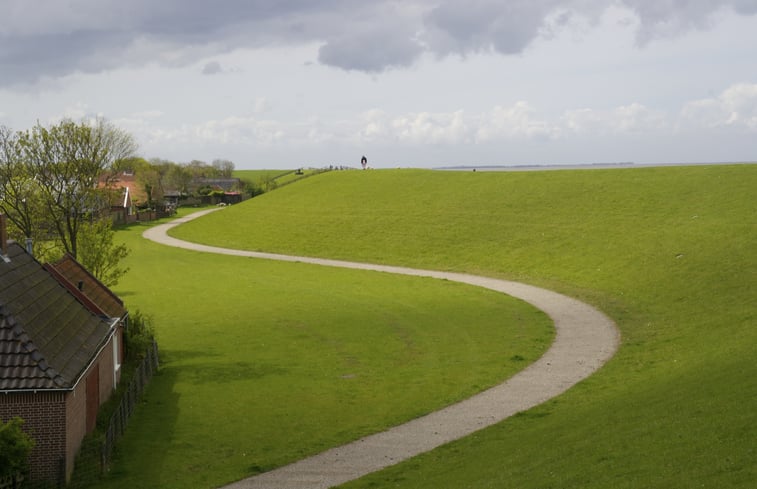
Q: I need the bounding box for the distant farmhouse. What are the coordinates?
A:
[0,220,127,484]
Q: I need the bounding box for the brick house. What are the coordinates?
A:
[100,172,139,225]
[0,241,125,484]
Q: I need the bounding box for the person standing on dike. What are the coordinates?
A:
[361,155,367,170]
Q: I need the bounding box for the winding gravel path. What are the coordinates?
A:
[143,209,620,489]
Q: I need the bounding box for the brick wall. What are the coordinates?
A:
[1,333,122,484]
[65,338,121,483]
[0,392,66,483]
[98,334,116,405]
[64,368,87,483]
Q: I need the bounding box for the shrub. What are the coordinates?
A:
[0,417,35,478]
[125,310,155,359]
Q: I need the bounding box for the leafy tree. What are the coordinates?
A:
[0,126,56,258]
[0,126,31,235]
[16,118,137,259]
[258,175,278,193]
[2,120,136,282]
[0,417,35,478]
[77,218,130,287]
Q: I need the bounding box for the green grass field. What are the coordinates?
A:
[170,164,757,488]
[103,210,552,488]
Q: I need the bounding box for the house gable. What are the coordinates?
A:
[48,254,126,320]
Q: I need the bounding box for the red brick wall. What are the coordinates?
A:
[1,332,121,484]
[65,337,120,482]
[98,334,116,405]
[0,392,66,482]
[65,375,88,482]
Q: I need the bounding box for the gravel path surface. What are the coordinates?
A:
[143,209,620,489]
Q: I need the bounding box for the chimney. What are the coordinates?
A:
[0,214,8,256]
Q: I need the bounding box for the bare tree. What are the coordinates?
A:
[212,158,235,178]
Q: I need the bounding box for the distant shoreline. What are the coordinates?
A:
[433,161,755,172]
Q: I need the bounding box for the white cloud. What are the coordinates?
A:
[680,83,757,130]
[356,109,391,142]
[563,103,668,135]
[252,97,271,114]
[392,110,470,145]
[562,108,604,134]
[45,103,105,124]
[476,102,559,142]
[193,117,285,145]
[140,89,750,156]
[613,103,668,133]
[121,116,286,158]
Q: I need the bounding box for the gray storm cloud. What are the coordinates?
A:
[319,32,423,73]
[0,0,754,86]
[422,1,557,56]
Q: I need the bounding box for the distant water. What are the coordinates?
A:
[434,161,754,172]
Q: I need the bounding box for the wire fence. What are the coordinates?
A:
[68,340,159,487]
[102,340,159,464]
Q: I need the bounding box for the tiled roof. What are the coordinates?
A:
[0,310,66,389]
[0,243,115,391]
[99,173,147,205]
[49,254,126,319]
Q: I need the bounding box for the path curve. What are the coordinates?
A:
[143,209,620,489]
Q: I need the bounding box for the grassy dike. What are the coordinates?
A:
[103,210,552,488]
[171,164,757,488]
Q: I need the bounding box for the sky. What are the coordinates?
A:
[1,1,756,169]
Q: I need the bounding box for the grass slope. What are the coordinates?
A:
[172,165,757,488]
[102,214,552,489]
